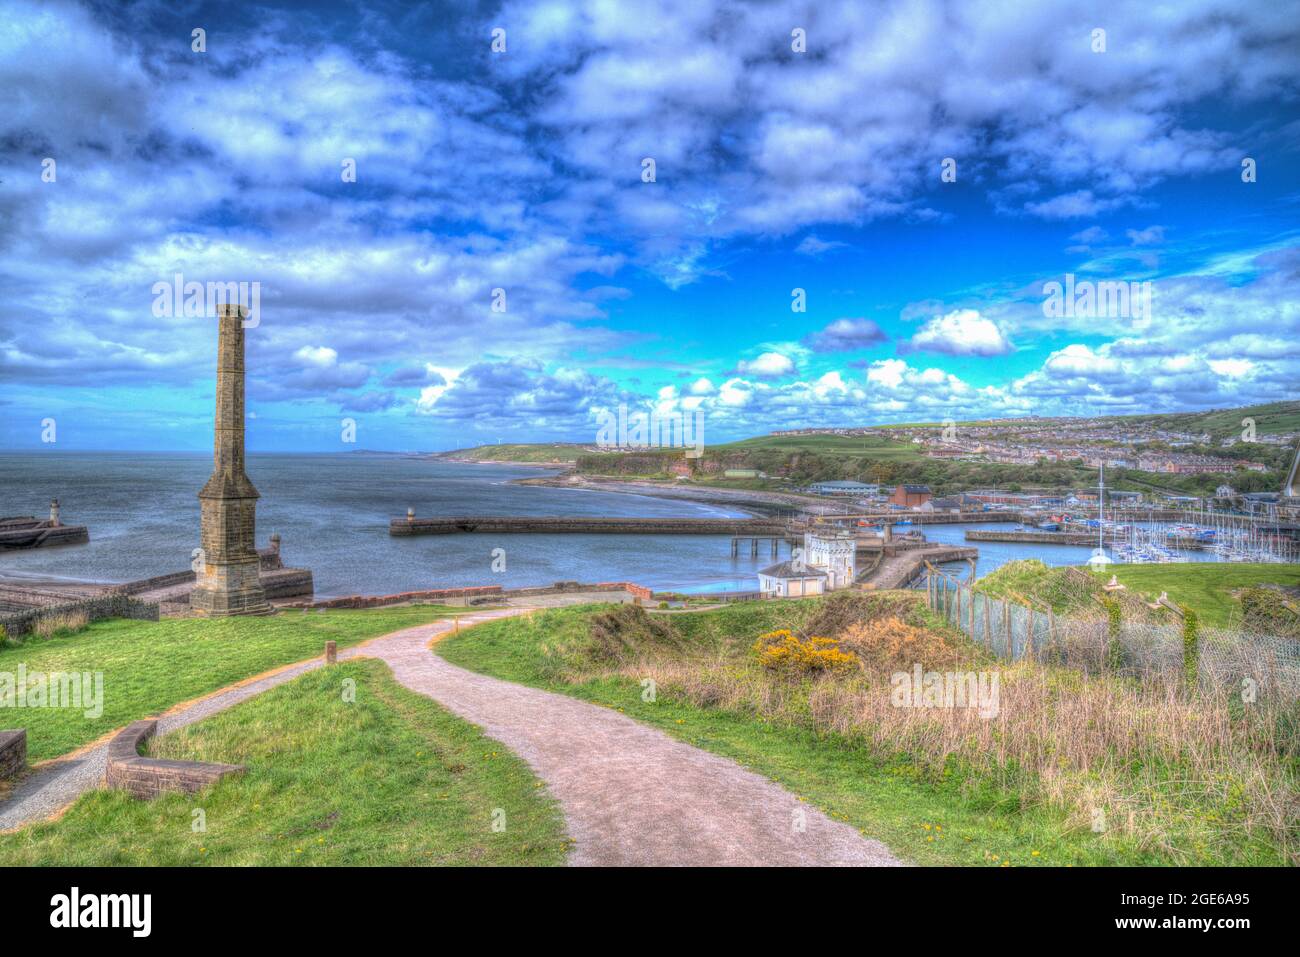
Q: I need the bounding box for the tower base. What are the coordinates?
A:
[190,560,272,617]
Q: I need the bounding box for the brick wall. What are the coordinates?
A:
[0,729,25,780]
[105,720,244,799]
[0,593,159,639]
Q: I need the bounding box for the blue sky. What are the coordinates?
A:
[1,0,1298,451]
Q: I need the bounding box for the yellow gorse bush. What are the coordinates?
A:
[752,629,857,676]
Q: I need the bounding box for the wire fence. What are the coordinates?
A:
[924,567,1300,701]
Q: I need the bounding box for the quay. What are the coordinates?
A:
[391,515,789,536]
[858,544,978,589]
[0,501,88,550]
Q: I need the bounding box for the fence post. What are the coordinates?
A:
[968,585,976,635]
[1003,601,1011,657]
[1182,609,1200,690]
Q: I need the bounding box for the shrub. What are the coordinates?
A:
[1103,597,1125,672]
[752,629,856,676]
[31,610,90,639]
[1239,586,1300,638]
[836,616,962,670]
[800,590,926,637]
[586,604,683,663]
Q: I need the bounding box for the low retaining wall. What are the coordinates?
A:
[115,570,196,596]
[0,729,25,780]
[105,719,244,799]
[0,593,159,639]
[299,580,653,610]
[306,585,505,609]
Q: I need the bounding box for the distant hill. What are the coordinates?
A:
[438,443,593,464]
[1098,401,1300,439]
[432,400,1297,494]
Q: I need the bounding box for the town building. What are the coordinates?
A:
[757,561,827,598]
[890,484,932,508]
[808,480,878,496]
[802,530,857,589]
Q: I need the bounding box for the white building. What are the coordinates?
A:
[757,562,828,598]
[802,530,857,589]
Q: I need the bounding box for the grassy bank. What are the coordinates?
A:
[975,559,1300,627]
[0,660,567,865]
[436,597,1296,866]
[0,605,457,762]
[1096,563,1300,627]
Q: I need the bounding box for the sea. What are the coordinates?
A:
[0,452,1110,598]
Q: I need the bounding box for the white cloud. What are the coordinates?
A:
[902,309,1013,357]
[735,352,796,379]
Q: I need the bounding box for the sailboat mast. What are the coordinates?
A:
[1098,463,1105,555]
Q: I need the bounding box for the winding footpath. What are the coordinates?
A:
[2,609,901,866]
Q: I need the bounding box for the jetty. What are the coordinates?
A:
[858,544,978,589]
[391,515,789,536]
[0,501,88,550]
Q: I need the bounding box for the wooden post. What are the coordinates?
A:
[324,640,336,665]
[984,594,991,646]
[1003,601,1011,657]
[968,585,976,635]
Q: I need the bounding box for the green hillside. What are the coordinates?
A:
[1103,401,1300,439]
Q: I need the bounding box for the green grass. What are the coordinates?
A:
[0,605,458,762]
[1090,563,1300,627]
[974,559,1300,628]
[435,604,1186,867]
[440,442,587,463]
[0,660,567,865]
[710,434,924,459]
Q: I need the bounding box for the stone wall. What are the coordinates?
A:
[0,593,159,639]
[105,719,244,799]
[0,729,25,780]
[298,580,655,610]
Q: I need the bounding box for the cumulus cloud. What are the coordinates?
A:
[734,352,797,379]
[900,309,1013,357]
[802,318,888,353]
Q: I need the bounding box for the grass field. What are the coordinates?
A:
[435,598,1293,866]
[0,660,567,865]
[440,443,587,463]
[0,605,457,762]
[1090,563,1300,626]
[709,434,924,459]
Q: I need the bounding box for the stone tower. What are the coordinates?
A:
[191,304,270,616]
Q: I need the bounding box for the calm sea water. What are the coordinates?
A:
[1,452,1172,598]
[0,452,776,597]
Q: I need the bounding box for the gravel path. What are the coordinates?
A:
[3,609,902,866]
[365,612,902,867]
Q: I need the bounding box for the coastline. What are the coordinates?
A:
[510,470,834,516]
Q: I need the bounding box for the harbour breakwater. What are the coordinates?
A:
[391,515,789,536]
